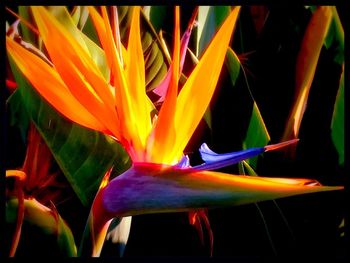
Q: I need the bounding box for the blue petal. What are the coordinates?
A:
[177,155,191,168]
[194,143,265,171]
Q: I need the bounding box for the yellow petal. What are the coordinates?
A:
[7,37,106,132]
[147,6,180,164]
[88,6,128,76]
[125,6,152,151]
[31,6,120,138]
[173,7,240,162]
[89,6,155,160]
[99,6,144,160]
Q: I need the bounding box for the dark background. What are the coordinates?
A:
[4,5,347,260]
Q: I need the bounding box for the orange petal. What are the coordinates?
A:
[31,6,120,138]
[7,37,106,132]
[88,6,128,72]
[89,6,155,159]
[98,6,144,160]
[147,6,180,164]
[172,7,241,162]
[124,6,152,154]
[6,170,26,181]
[282,6,332,141]
[46,6,110,81]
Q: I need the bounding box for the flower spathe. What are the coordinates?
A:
[100,163,339,217]
[6,6,343,257]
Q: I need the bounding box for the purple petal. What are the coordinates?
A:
[152,65,171,102]
[195,139,300,171]
[194,143,265,171]
[152,10,197,103]
[177,155,191,168]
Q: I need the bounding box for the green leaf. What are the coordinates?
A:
[81,10,100,45]
[149,6,168,34]
[6,198,77,256]
[226,48,270,168]
[203,108,212,130]
[70,6,81,26]
[242,102,270,168]
[55,207,77,256]
[197,6,231,57]
[6,90,30,143]
[331,69,344,165]
[321,7,343,65]
[225,47,241,86]
[117,6,170,91]
[238,160,258,176]
[71,6,90,29]
[8,58,131,206]
[18,6,37,45]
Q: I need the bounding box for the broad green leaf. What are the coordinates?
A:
[319,7,343,65]
[149,6,167,34]
[197,6,231,57]
[203,108,212,130]
[117,6,169,91]
[70,6,90,29]
[55,206,78,256]
[18,6,37,45]
[70,6,81,26]
[331,68,344,165]
[81,10,100,45]
[225,47,241,86]
[8,58,131,206]
[6,198,77,256]
[196,6,210,56]
[238,160,258,176]
[242,103,270,168]
[7,90,30,143]
[226,48,270,168]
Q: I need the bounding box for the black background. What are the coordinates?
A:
[4,5,348,261]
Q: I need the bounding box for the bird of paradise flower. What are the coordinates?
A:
[6,6,342,256]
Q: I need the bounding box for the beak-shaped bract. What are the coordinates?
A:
[99,163,342,217]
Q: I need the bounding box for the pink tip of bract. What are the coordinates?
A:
[264,139,300,152]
